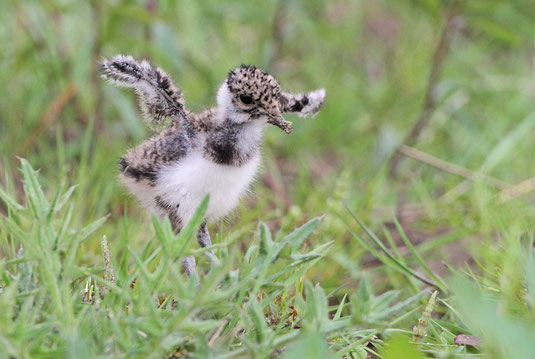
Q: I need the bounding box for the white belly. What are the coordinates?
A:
[154,151,260,223]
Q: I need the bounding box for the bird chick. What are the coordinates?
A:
[101,55,325,275]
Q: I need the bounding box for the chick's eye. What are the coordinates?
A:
[239,94,253,105]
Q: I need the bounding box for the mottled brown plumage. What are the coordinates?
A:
[101,56,326,276]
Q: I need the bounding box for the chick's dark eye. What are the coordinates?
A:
[239,94,253,105]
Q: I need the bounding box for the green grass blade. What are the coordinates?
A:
[344,204,440,289]
[392,216,449,293]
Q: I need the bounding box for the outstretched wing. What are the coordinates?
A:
[279,89,325,117]
[100,55,186,127]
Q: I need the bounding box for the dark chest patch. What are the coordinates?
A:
[203,120,257,166]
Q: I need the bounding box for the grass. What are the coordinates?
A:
[2,0,535,357]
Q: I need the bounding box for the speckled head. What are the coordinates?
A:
[221,65,292,133]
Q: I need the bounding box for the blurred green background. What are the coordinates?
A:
[3,0,535,297]
[2,0,535,356]
[2,0,535,281]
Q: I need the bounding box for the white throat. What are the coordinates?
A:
[216,81,250,124]
[215,81,269,152]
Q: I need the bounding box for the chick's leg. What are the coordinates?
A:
[196,221,212,250]
[169,211,197,276]
[181,255,197,276]
[197,221,220,266]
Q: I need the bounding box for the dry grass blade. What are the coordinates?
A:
[398,145,509,190]
[499,176,535,202]
[101,235,115,295]
[209,320,228,347]
[17,83,77,156]
[389,0,465,177]
[442,108,535,202]
[413,290,438,342]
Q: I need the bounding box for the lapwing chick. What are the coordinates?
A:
[101,55,326,275]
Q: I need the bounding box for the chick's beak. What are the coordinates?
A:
[267,114,292,134]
